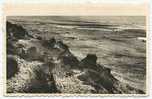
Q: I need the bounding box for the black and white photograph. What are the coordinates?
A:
[6,16,146,94]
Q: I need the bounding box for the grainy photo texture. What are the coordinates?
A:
[6,16,146,94]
